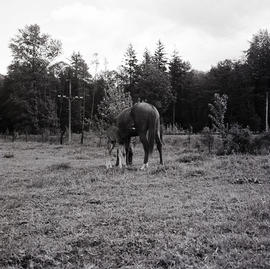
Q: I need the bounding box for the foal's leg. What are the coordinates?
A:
[105,144,113,169]
[156,133,163,165]
[139,133,149,170]
[124,138,133,165]
[116,146,124,168]
[105,150,113,169]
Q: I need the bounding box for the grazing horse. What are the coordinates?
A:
[106,102,163,170]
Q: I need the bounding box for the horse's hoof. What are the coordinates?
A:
[140,163,149,170]
[106,163,113,169]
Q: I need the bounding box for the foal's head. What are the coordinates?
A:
[106,126,120,154]
[105,126,125,169]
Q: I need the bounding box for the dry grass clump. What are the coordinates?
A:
[48,162,71,171]
[232,176,260,184]
[185,167,206,177]
[3,152,14,158]
[177,152,204,163]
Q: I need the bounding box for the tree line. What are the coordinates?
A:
[0,24,270,137]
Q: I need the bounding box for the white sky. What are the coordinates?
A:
[1,0,270,75]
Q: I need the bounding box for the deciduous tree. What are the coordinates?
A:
[2,24,62,134]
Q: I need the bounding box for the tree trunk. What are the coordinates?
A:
[266,91,269,132]
[91,90,95,121]
[81,82,86,144]
[60,129,65,145]
[172,102,175,125]
[68,80,72,144]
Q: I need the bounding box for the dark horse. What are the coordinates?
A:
[106,102,163,170]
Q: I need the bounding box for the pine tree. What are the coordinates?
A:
[122,44,138,84]
[246,30,270,131]
[153,40,167,72]
[142,48,152,67]
[169,50,191,124]
[120,44,139,102]
[69,52,91,139]
[135,63,173,115]
[132,43,173,116]
[70,52,90,80]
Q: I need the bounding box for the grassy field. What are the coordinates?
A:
[0,135,270,268]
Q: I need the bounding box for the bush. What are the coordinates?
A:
[223,124,253,154]
[253,132,270,154]
[97,83,133,124]
[208,93,228,139]
[200,127,214,153]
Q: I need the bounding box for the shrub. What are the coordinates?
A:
[253,132,270,154]
[223,124,253,154]
[208,93,228,139]
[97,83,133,124]
[200,127,214,153]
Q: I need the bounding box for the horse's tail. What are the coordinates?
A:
[148,107,159,154]
[148,119,155,155]
[158,119,164,145]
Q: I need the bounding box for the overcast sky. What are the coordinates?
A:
[1,0,270,74]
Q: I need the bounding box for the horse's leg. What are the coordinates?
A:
[115,149,119,166]
[156,133,163,165]
[139,133,149,170]
[128,144,133,165]
[117,148,122,168]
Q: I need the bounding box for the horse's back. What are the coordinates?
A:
[115,102,160,138]
[131,102,160,131]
